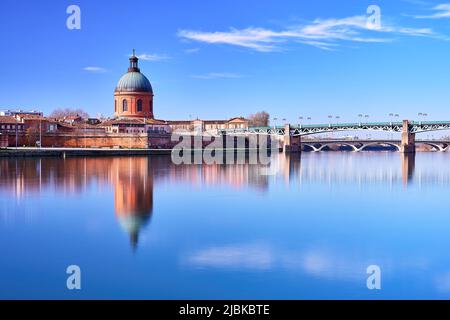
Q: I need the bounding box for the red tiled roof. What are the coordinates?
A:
[0,116,19,124]
[228,117,248,122]
[20,118,48,123]
[146,118,167,125]
[203,120,229,124]
[99,118,168,126]
[70,123,102,129]
[167,117,248,125]
[99,118,146,126]
[16,114,46,120]
[166,120,192,125]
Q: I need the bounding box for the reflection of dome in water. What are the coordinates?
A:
[118,212,152,249]
[113,157,154,249]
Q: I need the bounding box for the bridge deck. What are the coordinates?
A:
[223,121,450,136]
[254,121,450,130]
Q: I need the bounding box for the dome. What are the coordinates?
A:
[115,72,153,93]
[115,50,153,93]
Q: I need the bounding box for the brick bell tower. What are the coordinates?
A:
[114,50,154,118]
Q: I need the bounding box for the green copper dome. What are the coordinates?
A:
[115,50,153,93]
[115,72,153,93]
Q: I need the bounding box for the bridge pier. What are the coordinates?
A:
[284,124,301,153]
[401,120,416,153]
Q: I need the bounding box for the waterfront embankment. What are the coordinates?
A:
[0,147,173,157]
[0,147,270,158]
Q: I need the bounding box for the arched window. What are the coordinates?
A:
[115,100,117,112]
[137,99,143,112]
[123,99,128,112]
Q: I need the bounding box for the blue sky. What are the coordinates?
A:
[2,0,450,123]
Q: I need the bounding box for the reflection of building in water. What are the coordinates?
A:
[2,152,441,247]
[0,157,154,248]
[112,157,153,248]
[0,156,270,248]
[147,155,269,191]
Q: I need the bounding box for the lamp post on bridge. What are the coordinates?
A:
[418,113,428,126]
[364,115,370,139]
[389,113,395,140]
[421,113,428,124]
[390,113,400,122]
[298,116,303,128]
[394,114,400,140]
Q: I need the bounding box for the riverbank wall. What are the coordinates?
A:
[0,148,173,158]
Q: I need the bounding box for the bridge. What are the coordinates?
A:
[301,139,450,152]
[222,120,450,153]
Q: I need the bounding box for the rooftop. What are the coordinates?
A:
[0,116,20,124]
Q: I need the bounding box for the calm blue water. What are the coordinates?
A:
[1,152,450,299]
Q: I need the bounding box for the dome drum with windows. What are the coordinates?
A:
[114,50,154,118]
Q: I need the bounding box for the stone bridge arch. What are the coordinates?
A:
[357,142,401,152]
[302,142,360,152]
[302,143,320,152]
[420,142,448,152]
[317,143,359,152]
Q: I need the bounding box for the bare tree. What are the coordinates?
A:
[248,111,270,127]
[50,108,89,119]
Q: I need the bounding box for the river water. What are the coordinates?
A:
[1,152,450,299]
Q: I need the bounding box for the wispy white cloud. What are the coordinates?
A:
[412,3,450,19]
[185,48,200,54]
[83,66,107,73]
[185,244,273,270]
[184,243,383,281]
[178,15,437,52]
[136,53,171,61]
[191,72,243,80]
[179,27,284,52]
[401,0,431,6]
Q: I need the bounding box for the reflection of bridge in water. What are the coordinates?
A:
[278,153,417,186]
[262,152,450,187]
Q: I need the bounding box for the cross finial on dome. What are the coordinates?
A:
[132,49,136,57]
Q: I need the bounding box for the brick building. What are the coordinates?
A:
[167,117,249,134]
[0,50,249,149]
[114,50,154,119]
[0,133,8,148]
